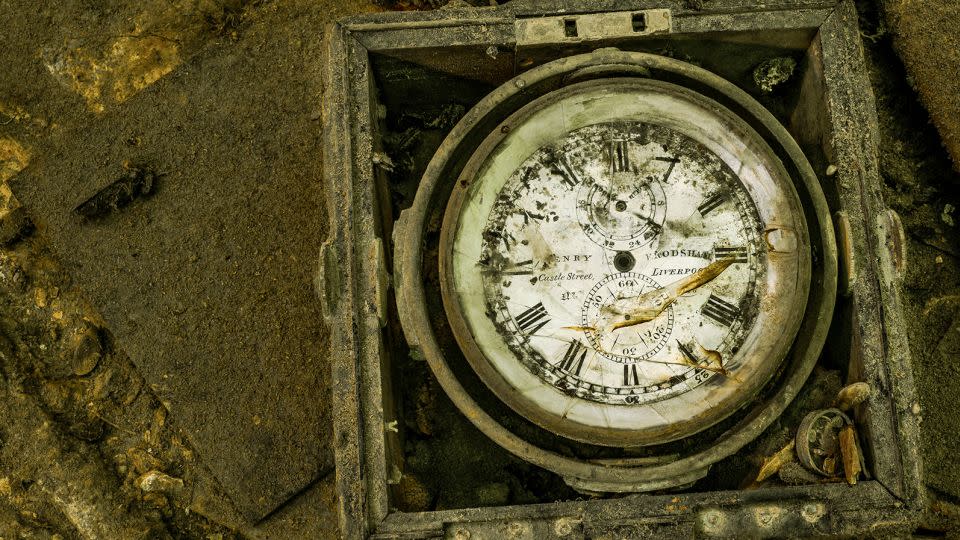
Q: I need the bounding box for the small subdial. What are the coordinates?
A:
[581,273,674,363]
[576,175,667,252]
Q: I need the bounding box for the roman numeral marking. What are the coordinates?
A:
[482,228,515,250]
[677,340,699,364]
[558,340,588,376]
[698,192,727,216]
[519,167,537,185]
[623,364,640,386]
[715,246,748,263]
[609,140,630,173]
[516,209,547,225]
[555,156,582,188]
[654,156,680,181]
[702,294,740,327]
[515,302,551,335]
[666,374,685,386]
[501,259,534,275]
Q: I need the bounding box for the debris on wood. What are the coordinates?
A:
[839,424,863,485]
[756,440,796,483]
[795,407,869,486]
[834,382,871,411]
[796,408,850,477]
[823,456,838,476]
[753,57,797,93]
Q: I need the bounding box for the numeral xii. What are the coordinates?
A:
[609,140,630,173]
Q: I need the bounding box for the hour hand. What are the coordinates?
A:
[629,209,662,233]
[602,258,735,330]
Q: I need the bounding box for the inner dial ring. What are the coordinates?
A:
[581,272,674,363]
[574,135,668,252]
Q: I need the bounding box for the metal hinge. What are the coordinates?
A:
[316,239,340,325]
[516,9,672,47]
[316,236,390,327]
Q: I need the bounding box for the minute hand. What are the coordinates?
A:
[602,258,735,330]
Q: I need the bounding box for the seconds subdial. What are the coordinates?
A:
[580,273,674,363]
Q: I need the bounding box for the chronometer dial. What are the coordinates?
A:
[442,78,809,444]
[479,121,764,407]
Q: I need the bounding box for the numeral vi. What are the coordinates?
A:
[623,364,640,386]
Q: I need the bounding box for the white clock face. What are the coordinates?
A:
[476,120,765,407]
[442,79,809,445]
